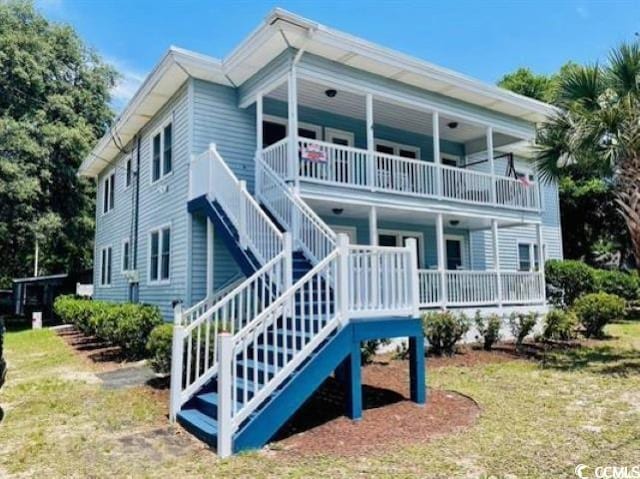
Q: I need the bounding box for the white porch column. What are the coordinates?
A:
[206,219,214,300]
[255,92,264,195]
[287,67,299,187]
[435,213,447,308]
[536,223,546,303]
[433,112,441,197]
[491,219,503,307]
[366,93,375,190]
[368,206,378,246]
[487,127,496,204]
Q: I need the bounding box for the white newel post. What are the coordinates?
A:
[433,111,441,197]
[491,219,503,307]
[283,232,294,317]
[435,213,447,308]
[169,301,184,422]
[288,67,298,186]
[406,238,421,316]
[487,127,496,204]
[217,333,233,458]
[238,180,248,249]
[208,143,217,197]
[206,219,214,301]
[536,223,545,302]
[337,233,350,322]
[366,93,375,190]
[291,184,301,249]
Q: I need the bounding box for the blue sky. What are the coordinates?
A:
[37,0,640,111]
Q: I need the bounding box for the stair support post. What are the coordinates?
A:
[238,180,248,250]
[217,333,234,458]
[337,233,350,323]
[169,301,184,422]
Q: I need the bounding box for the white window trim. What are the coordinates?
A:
[441,153,461,167]
[147,223,172,285]
[517,241,541,272]
[329,224,358,243]
[444,234,466,270]
[325,127,355,146]
[101,170,115,216]
[124,156,132,190]
[374,139,421,160]
[99,245,113,287]
[263,115,323,140]
[378,228,425,267]
[149,118,174,185]
[121,237,131,273]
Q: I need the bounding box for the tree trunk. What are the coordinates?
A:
[615,153,640,269]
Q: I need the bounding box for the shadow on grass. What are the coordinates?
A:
[272,376,404,442]
[540,345,640,377]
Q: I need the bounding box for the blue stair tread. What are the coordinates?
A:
[196,392,243,413]
[177,409,218,444]
[237,359,277,376]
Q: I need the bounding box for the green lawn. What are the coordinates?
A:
[1,322,639,478]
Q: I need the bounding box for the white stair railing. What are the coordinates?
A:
[191,144,284,264]
[257,158,336,264]
[181,273,246,327]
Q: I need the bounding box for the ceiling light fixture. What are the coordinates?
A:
[325,89,337,98]
[332,208,343,215]
[447,121,459,129]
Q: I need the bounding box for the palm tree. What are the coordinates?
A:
[536,42,640,267]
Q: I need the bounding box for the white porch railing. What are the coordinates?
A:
[417,270,545,308]
[264,138,540,211]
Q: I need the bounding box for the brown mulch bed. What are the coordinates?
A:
[56,326,140,373]
[271,358,482,457]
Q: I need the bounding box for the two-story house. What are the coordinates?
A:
[79,9,561,456]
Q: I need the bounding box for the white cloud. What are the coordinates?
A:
[107,58,146,112]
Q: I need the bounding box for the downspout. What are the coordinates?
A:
[133,135,141,276]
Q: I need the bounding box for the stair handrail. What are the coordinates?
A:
[181,273,245,327]
[257,158,336,264]
[203,144,284,264]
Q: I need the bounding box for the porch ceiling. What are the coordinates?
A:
[267,78,523,147]
[304,197,516,231]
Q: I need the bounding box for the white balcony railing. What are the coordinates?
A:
[263,138,540,211]
[417,270,545,308]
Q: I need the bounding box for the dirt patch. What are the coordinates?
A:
[270,359,481,457]
[56,326,142,372]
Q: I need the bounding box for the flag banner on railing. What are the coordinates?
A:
[301,143,327,163]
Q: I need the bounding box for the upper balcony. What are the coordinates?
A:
[254,75,542,219]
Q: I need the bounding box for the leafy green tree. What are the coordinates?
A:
[536,42,640,268]
[499,60,632,267]
[0,0,116,286]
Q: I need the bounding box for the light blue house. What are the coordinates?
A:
[79,9,561,456]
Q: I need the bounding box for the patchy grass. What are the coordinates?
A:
[1,324,639,478]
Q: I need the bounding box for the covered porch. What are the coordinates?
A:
[304,198,546,310]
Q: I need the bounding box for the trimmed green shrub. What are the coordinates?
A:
[422,311,470,356]
[147,323,173,374]
[545,260,597,305]
[593,269,640,301]
[573,292,625,338]
[542,309,578,341]
[53,296,163,359]
[509,312,538,349]
[474,312,502,351]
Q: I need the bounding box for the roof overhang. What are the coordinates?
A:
[80,8,557,178]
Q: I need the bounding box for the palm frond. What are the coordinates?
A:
[557,64,604,111]
[607,41,640,97]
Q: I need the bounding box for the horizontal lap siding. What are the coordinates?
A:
[190,215,207,304]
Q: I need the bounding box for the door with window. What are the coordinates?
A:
[324,128,354,184]
[378,233,422,267]
[445,237,463,270]
[375,140,420,191]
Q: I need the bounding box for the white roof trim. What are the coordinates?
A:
[80,8,557,178]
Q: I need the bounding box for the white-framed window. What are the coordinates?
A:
[517,242,540,272]
[441,153,461,167]
[325,127,355,147]
[122,238,131,272]
[125,156,132,188]
[151,121,173,183]
[377,229,424,268]
[100,245,112,286]
[374,139,421,160]
[148,225,171,283]
[262,115,322,147]
[102,171,115,214]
